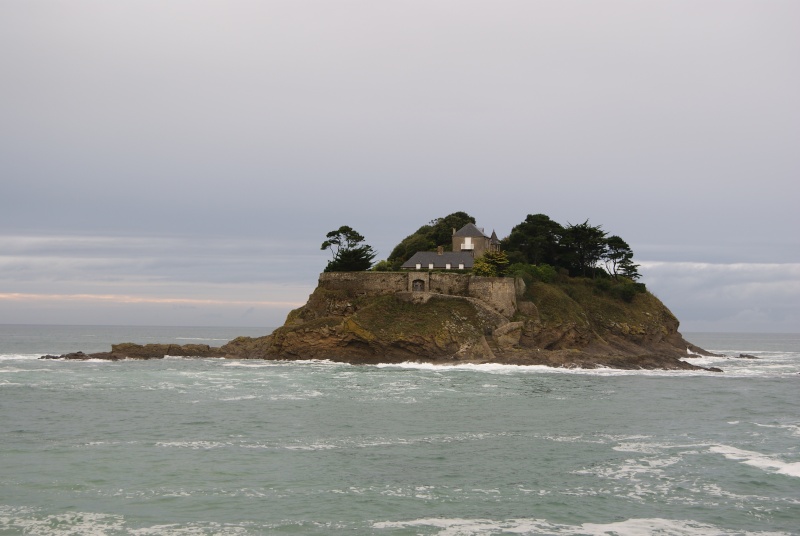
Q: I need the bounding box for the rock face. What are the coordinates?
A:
[219,272,716,370]
[43,272,717,371]
[41,344,224,361]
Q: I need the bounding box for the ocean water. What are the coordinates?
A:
[1,326,798,535]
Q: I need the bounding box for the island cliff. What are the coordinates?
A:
[46,272,717,371]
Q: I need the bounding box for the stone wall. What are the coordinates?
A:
[429,272,470,295]
[467,276,518,318]
[318,272,408,295]
[318,272,519,318]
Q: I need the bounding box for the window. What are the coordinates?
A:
[458,263,464,270]
[445,263,451,270]
[428,263,434,270]
[415,263,421,270]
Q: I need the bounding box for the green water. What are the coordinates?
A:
[1,327,798,534]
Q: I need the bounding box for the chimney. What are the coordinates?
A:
[452,228,456,235]
[437,246,444,255]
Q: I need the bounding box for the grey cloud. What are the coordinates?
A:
[642,262,800,332]
[1,1,798,327]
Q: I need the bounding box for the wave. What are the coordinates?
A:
[374,361,716,377]
[372,516,790,535]
[0,354,43,361]
[0,507,125,536]
[710,445,800,478]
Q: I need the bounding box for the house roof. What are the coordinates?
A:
[401,251,475,269]
[453,223,488,238]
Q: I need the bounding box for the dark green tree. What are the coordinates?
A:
[619,257,642,281]
[560,220,608,277]
[601,235,642,280]
[428,211,477,248]
[603,235,634,279]
[502,214,564,266]
[321,226,376,272]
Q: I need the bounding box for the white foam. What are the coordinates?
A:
[753,422,800,437]
[710,445,800,478]
[373,361,714,377]
[612,442,667,454]
[0,507,125,536]
[221,361,276,368]
[0,354,42,361]
[372,517,789,535]
[130,522,253,535]
[0,367,56,373]
[218,394,260,401]
[155,440,230,449]
[579,518,788,535]
[281,431,507,452]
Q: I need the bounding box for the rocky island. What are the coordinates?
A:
[42,213,719,371]
[43,271,718,371]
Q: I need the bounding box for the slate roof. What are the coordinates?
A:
[452,223,488,238]
[401,251,475,270]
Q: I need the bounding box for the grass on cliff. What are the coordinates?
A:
[349,295,483,340]
[524,277,677,332]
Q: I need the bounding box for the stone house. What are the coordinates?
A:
[401,223,500,271]
[452,222,500,258]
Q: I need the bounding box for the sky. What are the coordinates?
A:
[1,1,798,333]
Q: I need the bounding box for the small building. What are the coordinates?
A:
[401,223,501,271]
[400,249,475,271]
[452,223,500,258]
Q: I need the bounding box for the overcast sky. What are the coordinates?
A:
[1,1,798,333]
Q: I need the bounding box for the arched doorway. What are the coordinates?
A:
[412,279,425,292]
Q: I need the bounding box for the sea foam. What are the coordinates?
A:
[710,445,800,478]
[372,516,790,535]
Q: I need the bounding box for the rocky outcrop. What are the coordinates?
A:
[41,344,225,361]
[42,272,718,371]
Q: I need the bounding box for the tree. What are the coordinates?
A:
[560,220,607,277]
[371,259,393,272]
[427,211,476,248]
[471,257,497,277]
[602,235,642,281]
[484,250,510,276]
[603,235,633,279]
[471,250,510,277]
[502,214,564,266]
[619,257,642,281]
[321,226,376,272]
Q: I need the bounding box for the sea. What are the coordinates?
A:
[0,325,798,535]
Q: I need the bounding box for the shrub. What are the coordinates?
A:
[611,282,647,303]
[532,264,558,283]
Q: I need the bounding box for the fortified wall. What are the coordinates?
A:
[317,272,522,319]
